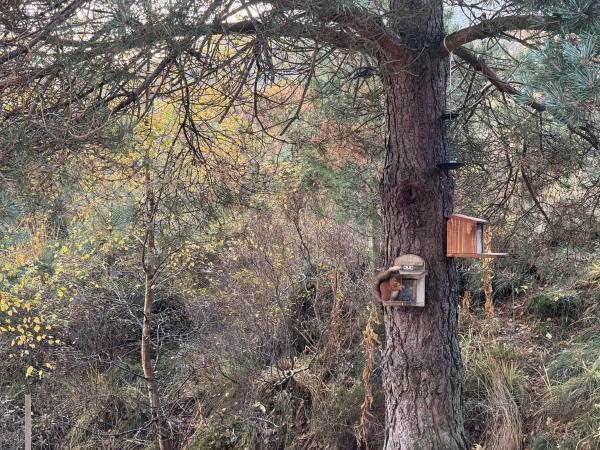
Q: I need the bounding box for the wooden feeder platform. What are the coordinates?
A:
[446,214,508,258]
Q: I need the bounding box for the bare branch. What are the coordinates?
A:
[442,15,560,54]
[454,46,545,111]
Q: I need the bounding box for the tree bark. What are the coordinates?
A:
[379,2,466,448]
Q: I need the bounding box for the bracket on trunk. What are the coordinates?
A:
[436,161,464,171]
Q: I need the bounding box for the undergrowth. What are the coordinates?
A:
[532,292,600,449]
[528,289,582,322]
[462,329,526,450]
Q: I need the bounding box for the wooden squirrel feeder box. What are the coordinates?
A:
[375,254,427,307]
[446,214,507,258]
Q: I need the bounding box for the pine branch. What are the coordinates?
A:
[0,0,90,64]
[454,47,545,111]
[455,47,599,150]
[442,15,561,54]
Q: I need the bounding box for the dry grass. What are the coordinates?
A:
[463,331,525,450]
[484,360,523,450]
[535,333,600,448]
[583,259,600,291]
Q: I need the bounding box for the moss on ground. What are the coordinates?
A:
[528,289,582,321]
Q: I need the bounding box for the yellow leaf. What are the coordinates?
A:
[25,366,34,377]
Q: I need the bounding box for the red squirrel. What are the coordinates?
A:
[374,270,404,302]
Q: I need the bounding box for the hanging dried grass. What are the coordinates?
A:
[356,302,381,449]
[482,227,495,319]
[461,290,476,327]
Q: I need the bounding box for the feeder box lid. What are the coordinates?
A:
[447,214,488,224]
[386,254,427,276]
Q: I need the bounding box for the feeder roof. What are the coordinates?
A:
[386,254,427,276]
[447,214,488,224]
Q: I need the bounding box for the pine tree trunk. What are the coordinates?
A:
[380,2,466,448]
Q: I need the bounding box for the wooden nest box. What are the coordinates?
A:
[375,254,427,307]
[446,214,507,258]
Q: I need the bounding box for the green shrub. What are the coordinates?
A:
[546,338,600,381]
[528,289,582,321]
[531,434,559,450]
[461,263,528,304]
[186,427,233,450]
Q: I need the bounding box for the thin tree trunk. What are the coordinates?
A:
[379,2,466,448]
[142,167,171,450]
[371,212,382,268]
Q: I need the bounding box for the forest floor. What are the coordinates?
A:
[495,297,552,446]
[483,285,596,450]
